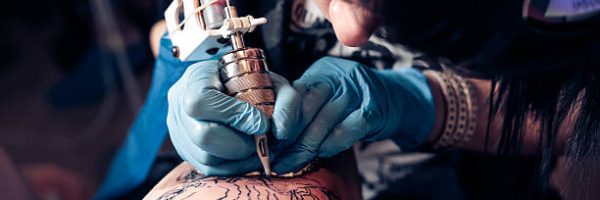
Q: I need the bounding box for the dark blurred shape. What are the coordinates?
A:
[51,0,93,72]
[458,152,562,200]
[21,163,94,200]
[118,152,183,199]
[0,0,160,198]
[0,1,52,71]
[43,0,155,108]
[0,40,17,71]
[46,42,148,108]
[372,152,464,200]
[0,148,33,200]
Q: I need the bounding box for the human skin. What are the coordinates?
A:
[147,15,361,200]
[148,0,581,197]
[149,20,166,57]
[312,0,586,197]
[148,0,576,160]
[144,150,361,200]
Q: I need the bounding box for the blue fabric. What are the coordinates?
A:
[93,33,227,200]
[48,42,148,108]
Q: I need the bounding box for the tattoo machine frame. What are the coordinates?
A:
[164,0,273,176]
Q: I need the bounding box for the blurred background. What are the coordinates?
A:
[0,0,159,199]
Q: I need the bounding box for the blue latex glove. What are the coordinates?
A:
[272,57,436,173]
[166,60,297,176]
[94,33,230,200]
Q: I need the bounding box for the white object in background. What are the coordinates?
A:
[545,0,600,18]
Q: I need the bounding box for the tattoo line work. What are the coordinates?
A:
[156,170,341,200]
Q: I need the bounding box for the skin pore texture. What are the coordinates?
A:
[144,150,361,200]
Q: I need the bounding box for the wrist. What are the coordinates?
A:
[421,70,478,150]
[371,68,437,151]
[422,71,447,146]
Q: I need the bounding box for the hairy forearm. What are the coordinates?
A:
[424,74,573,155]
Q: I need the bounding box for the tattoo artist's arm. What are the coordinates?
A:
[424,76,573,155]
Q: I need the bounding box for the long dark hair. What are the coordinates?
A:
[372,0,600,198]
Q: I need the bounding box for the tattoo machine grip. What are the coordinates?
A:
[219,48,274,176]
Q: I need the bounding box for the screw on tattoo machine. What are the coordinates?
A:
[164,0,273,176]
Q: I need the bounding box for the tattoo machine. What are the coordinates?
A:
[164,0,273,176]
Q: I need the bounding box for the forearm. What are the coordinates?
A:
[150,20,166,58]
[424,73,573,155]
[145,150,361,200]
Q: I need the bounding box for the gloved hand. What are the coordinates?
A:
[271,57,436,173]
[94,33,230,200]
[166,60,298,176]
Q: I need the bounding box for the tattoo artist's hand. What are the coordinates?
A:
[271,57,436,173]
[166,60,296,176]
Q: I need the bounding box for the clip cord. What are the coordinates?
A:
[225,0,232,17]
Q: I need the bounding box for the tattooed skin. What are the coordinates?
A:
[144,160,360,200]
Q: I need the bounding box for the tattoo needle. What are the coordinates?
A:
[222,0,272,178]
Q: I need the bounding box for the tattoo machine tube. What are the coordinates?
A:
[219,6,273,177]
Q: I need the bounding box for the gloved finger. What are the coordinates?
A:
[196,156,262,176]
[292,79,333,127]
[272,144,318,174]
[171,136,226,166]
[169,115,256,166]
[167,107,227,165]
[302,78,360,136]
[180,60,224,90]
[318,108,370,158]
[270,73,303,143]
[187,121,257,160]
[181,62,270,135]
[183,88,270,135]
[300,80,361,148]
[169,83,257,160]
[270,72,290,90]
[167,74,255,162]
[195,147,280,176]
[273,82,359,173]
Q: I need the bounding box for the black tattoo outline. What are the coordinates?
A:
[155,170,341,200]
